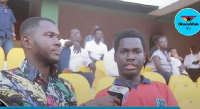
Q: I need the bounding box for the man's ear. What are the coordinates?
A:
[114,53,117,63]
[21,35,32,49]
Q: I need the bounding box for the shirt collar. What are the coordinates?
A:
[113,75,151,89]
[19,59,58,81]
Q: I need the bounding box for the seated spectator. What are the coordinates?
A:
[96,29,178,106]
[83,25,104,47]
[184,46,200,82]
[103,34,119,77]
[151,35,172,84]
[60,29,95,87]
[168,48,188,75]
[85,29,107,63]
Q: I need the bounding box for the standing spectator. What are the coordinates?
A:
[85,29,107,63]
[83,25,104,47]
[151,35,172,84]
[0,0,16,56]
[184,46,200,82]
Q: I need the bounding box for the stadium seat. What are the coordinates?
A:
[178,99,200,109]
[196,77,200,88]
[7,48,25,70]
[144,65,152,72]
[92,61,108,88]
[168,75,193,91]
[142,72,166,84]
[173,84,200,102]
[0,47,5,70]
[95,77,115,94]
[76,65,91,73]
[58,73,93,105]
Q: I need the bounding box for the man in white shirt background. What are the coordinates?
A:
[83,25,104,48]
[103,34,119,77]
[85,29,108,63]
[59,29,95,87]
[184,46,200,82]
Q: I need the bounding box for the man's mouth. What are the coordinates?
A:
[124,64,137,70]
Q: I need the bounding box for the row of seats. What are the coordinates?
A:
[0,47,25,70]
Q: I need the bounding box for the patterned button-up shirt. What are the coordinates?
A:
[0,60,77,106]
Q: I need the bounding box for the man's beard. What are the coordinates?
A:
[34,44,59,65]
[35,51,59,65]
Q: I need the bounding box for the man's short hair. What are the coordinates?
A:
[20,17,55,38]
[153,35,166,44]
[93,28,102,34]
[114,29,146,53]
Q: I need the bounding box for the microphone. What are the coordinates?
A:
[107,80,132,106]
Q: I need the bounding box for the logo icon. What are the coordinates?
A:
[181,16,196,21]
[174,8,200,36]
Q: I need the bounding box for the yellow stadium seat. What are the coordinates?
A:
[142,72,166,84]
[144,65,152,72]
[173,84,200,102]
[95,77,115,94]
[92,61,108,88]
[196,77,200,88]
[0,47,5,70]
[58,73,93,105]
[76,65,91,73]
[168,75,193,91]
[178,99,200,109]
[7,48,25,70]
[140,66,145,75]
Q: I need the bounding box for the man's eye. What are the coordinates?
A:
[121,51,127,54]
[47,34,54,38]
[134,51,142,54]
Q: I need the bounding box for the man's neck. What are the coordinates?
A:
[94,39,100,44]
[118,74,141,85]
[159,48,166,53]
[0,3,7,8]
[27,55,50,83]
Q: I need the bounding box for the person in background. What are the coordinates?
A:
[103,34,119,77]
[151,35,172,84]
[60,29,95,87]
[168,48,187,75]
[83,25,104,47]
[0,0,16,56]
[96,29,178,106]
[85,29,107,63]
[184,46,200,82]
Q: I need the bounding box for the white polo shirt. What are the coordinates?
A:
[184,53,200,69]
[103,48,119,77]
[85,40,108,61]
[69,46,92,72]
[151,49,172,73]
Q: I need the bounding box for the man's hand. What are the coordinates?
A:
[73,41,81,54]
[82,95,120,106]
[192,61,200,65]
[12,33,16,40]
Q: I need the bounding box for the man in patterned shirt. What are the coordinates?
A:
[0,17,120,106]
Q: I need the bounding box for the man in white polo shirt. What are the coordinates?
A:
[85,29,108,63]
[60,29,95,87]
[184,46,200,82]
